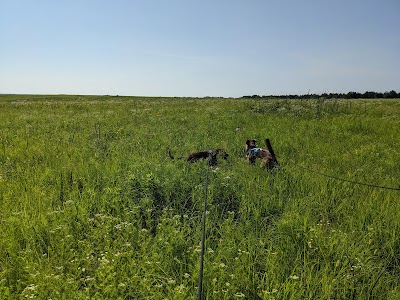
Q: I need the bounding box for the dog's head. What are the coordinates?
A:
[213,148,229,160]
[246,139,257,150]
[207,148,228,166]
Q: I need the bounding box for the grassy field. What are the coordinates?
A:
[0,95,399,299]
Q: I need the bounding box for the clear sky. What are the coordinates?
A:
[1,0,399,97]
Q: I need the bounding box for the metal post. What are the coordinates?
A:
[265,138,279,166]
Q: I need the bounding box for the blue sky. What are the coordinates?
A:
[1,0,399,97]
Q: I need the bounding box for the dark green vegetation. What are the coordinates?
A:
[243,89,399,99]
[0,95,399,299]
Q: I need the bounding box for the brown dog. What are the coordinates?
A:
[168,148,229,166]
[245,139,274,168]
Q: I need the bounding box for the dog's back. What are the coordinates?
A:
[168,148,228,166]
[245,139,274,168]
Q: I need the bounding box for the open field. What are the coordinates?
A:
[0,95,399,299]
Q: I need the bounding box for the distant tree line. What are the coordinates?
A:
[242,90,399,99]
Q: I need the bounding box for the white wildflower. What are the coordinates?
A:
[177,284,185,293]
[234,292,246,298]
[85,277,95,282]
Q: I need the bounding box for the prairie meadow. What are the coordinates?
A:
[0,95,399,299]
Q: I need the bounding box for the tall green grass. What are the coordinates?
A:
[0,95,399,299]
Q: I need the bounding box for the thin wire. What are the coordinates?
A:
[284,159,400,191]
[197,160,210,300]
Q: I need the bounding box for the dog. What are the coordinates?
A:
[245,139,274,169]
[168,148,229,166]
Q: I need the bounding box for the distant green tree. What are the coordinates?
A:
[241,90,398,99]
[384,90,398,98]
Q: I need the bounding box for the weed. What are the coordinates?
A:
[0,95,399,299]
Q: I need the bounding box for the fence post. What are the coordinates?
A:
[265,139,279,166]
